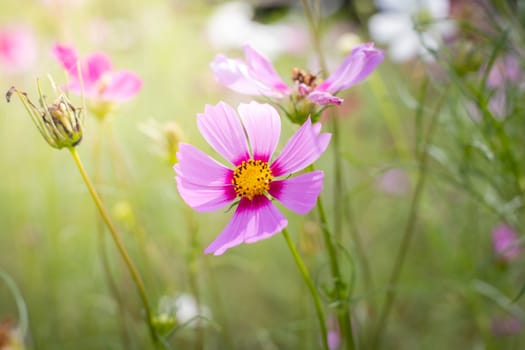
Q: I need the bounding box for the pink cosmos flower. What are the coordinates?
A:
[52,43,142,103]
[0,26,37,73]
[210,43,383,106]
[174,101,330,255]
[492,223,522,263]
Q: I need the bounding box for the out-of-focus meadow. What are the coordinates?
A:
[1,0,525,349]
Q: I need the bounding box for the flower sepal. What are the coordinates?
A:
[151,313,177,337]
[286,98,322,125]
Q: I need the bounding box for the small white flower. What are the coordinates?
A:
[368,0,455,62]
[205,1,307,59]
[158,293,211,327]
[175,294,211,325]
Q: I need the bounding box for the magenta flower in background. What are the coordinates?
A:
[487,55,521,88]
[376,167,410,196]
[52,43,142,103]
[492,223,522,263]
[491,316,522,336]
[0,26,37,73]
[174,101,330,255]
[326,316,341,350]
[484,55,522,119]
[210,43,383,106]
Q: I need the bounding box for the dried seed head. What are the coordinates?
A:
[6,79,84,149]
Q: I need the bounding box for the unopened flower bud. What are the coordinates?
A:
[139,119,184,165]
[112,200,136,230]
[6,80,84,149]
[151,313,176,336]
[164,121,183,164]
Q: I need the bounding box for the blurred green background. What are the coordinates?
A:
[1,0,525,349]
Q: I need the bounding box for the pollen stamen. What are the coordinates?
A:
[292,67,318,88]
[232,159,273,200]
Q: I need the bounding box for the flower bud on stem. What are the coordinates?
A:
[6,79,83,149]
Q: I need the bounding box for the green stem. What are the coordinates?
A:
[202,255,235,349]
[300,1,357,346]
[185,207,204,350]
[372,90,444,348]
[342,184,375,308]
[282,229,329,350]
[68,147,162,348]
[330,111,375,303]
[97,220,133,349]
[92,126,133,350]
[300,0,327,74]
[317,197,355,350]
[331,114,344,244]
[0,269,29,338]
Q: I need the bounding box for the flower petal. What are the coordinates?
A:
[238,102,281,162]
[270,171,324,214]
[307,91,343,105]
[52,43,80,78]
[101,70,142,102]
[271,118,331,177]
[176,178,236,212]
[210,54,287,98]
[175,143,236,212]
[243,45,291,95]
[204,196,287,255]
[83,52,113,84]
[316,43,383,94]
[197,102,250,166]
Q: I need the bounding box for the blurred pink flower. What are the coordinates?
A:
[327,316,341,350]
[484,55,522,119]
[492,223,522,263]
[0,26,37,73]
[52,43,142,103]
[328,329,341,350]
[487,55,521,88]
[491,316,522,336]
[210,43,383,106]
[174,101,330,255]
[377,168,410,196]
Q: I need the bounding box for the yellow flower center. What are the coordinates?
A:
[232,159,273,200]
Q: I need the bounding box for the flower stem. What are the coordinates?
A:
[299,2,357,346]
[300,0,327,74]
[372,87,444,348]
[0,269,29,338]
[317,197,355,350]
[185,207,204,350]
[92,126,133,349]
[282,228,329,350]
[68,147,162,348]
